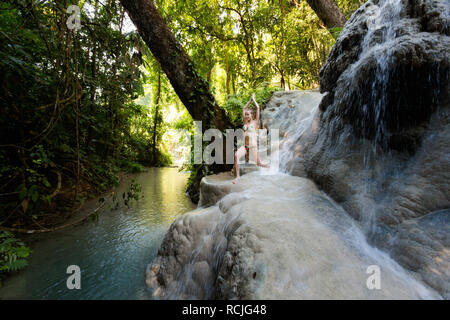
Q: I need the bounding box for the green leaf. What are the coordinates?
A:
[43,179,51,188]
[8,259,28,271]
[329,27,343,40]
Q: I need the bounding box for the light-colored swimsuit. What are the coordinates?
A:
[243,123,257,133]
[243,123,258,151]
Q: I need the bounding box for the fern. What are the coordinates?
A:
[7,259,29,271]
[0,231,31,279]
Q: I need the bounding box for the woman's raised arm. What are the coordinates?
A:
[243,98,252,120]
[252,94,260,123]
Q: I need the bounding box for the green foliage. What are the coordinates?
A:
[329,27,344,40]
[0,0,169,226]
[336,0,366,18]
[121,160,146,174]
[223,83,282,127]
[108,179,143,209]
[0,0,367,219]
[0,231,31,284]
[157,149,173,167]
[157,0,365,94]
[122,180,142,208]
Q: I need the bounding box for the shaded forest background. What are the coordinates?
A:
[0,0,364,275]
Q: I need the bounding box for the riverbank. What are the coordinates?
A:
[0,169,141,287]
[0,169,143,234]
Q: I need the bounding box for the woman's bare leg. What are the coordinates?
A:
[255,148,269,168]
[233,146,246,184]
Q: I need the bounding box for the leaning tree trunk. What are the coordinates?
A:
[305,0,347,28]
[121,0,232,203]
[119,0,229,132]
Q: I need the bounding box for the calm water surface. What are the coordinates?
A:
[0,168,195,299]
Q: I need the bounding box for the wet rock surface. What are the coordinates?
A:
[391,209,450,299]
[319,0,449,144]
[298,0,450,296]
[146,0,449,299]
[147,172,439,299]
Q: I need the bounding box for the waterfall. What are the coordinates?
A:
[147,0,448,299]
[261,90,323,173]
[294,0,449,297]
[338,0,404,147]
[147,89,442,299]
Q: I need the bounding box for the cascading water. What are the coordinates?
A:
[147,89,442,299]
[330,0,405,147]
[147,0,448,299]
[297,0,449,297]
[305,0,409,234]
[261,90,323,174]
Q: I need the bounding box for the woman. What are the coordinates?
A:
[232,94,269,184]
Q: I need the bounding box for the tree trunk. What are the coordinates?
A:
[280,71,285,90]
[225,56,230,96]
[119,0,229,132]
[206,68,212,85]
[304,0,347,28]
[151,70,161,165]
[231,72,236,94]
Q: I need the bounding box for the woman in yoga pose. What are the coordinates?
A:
[232,94,269,184]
